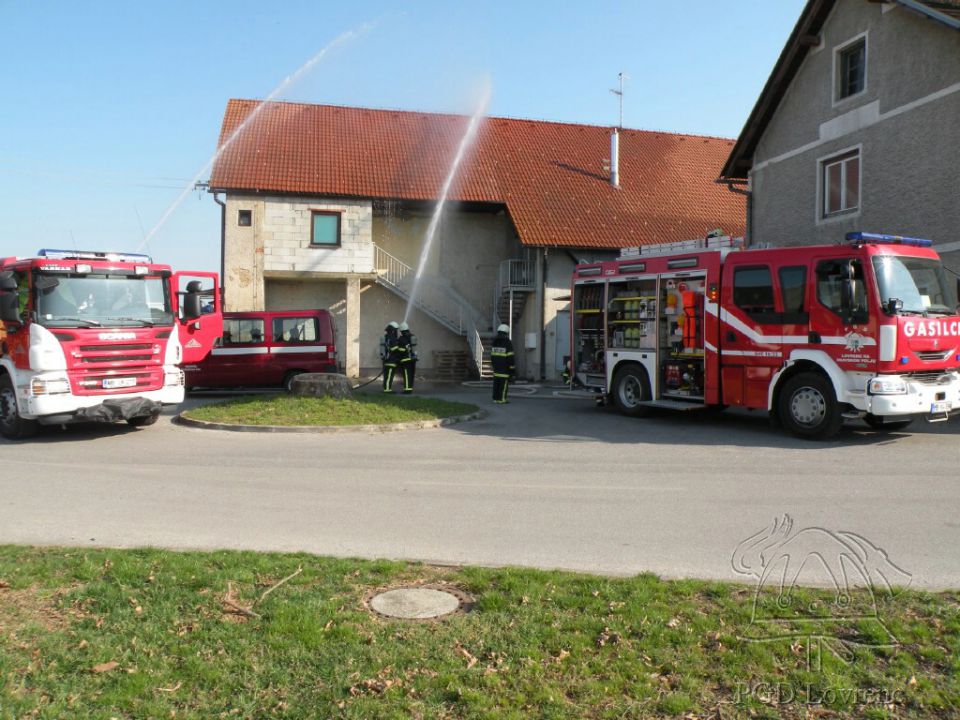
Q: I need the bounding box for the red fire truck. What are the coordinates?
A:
[571,232,960,439]
[0,249,222,439]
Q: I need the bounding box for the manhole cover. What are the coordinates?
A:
[365,585,473,620]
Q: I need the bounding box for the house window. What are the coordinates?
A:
[836,37,866,101]
[822,150,860,217]
[310,211,341,247]
[237,209,252,227]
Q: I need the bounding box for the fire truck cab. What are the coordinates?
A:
[571,233,960,439]
[0,249,222,439]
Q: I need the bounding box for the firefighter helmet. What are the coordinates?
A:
[386,321,399,330]
[497,324,510,334]
[398,322,409,332]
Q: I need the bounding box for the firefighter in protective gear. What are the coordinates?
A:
[397,322,417,393]
[382,321,401,393]
[490,323,515,403]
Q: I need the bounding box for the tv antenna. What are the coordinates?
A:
[610,72,628,129]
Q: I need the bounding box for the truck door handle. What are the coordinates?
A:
[726,331,737,342]
[808,331,821,343]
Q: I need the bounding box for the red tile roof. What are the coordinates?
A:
[210,100,745,249]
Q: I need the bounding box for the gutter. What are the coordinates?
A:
[895,0,960,30]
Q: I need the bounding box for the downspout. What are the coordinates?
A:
[540,248,548,380]
[722,179,752,248]
[213,192,226,305]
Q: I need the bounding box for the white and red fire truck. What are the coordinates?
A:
[571,232,960,439]
[0,249,222,439]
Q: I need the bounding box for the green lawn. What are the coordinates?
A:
[181,394,479,427]
[0,546,956,718]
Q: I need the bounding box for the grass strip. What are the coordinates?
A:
[181,394,479,426]
[0,546,956,719]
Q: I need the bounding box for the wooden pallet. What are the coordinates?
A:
[432,350,472,381]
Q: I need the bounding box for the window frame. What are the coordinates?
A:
[818,147,861,221]
[309,210,342,248]
[237,209,252,227]
[833,32,868,105]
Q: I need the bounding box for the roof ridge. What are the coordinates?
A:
[225,98,734,142]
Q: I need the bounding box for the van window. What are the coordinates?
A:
[273,317,318,343]
[223,318,265,344]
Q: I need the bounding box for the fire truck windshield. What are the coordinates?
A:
[34,273,174,328]
[871,256,957,316]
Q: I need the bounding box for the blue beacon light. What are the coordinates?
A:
[845,232,933,248]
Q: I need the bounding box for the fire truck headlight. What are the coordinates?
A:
[868,377,908,395]
[164,369,184,387]
[31,377,71,396]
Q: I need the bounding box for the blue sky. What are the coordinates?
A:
[1,0,805,273]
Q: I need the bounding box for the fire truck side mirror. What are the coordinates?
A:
[182,280,204,321]
[0,272,20,323]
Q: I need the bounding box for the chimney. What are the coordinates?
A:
[610,128,620,188]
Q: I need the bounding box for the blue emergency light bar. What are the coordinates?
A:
[37,249,154,263]
[845,232,933,248]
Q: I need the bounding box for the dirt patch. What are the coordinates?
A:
[0,585,77,634]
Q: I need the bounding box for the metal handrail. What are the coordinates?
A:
[374,243,485,375]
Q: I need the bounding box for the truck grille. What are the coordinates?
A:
[915,350,954,362]
[76,343,157,366]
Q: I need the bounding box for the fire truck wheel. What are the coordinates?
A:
[0,374,39,440]
[127,411,160,427]
[864,414,914,432]
[612,364,652,418]
[778,371,842,439]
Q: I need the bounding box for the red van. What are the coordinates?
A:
[184,310,338,390]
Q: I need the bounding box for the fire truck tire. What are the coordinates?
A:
[612,364,652,418]
[778,371,842,439]
[864,414,914,431]
[0,374,39,440]
[127,411,160,427]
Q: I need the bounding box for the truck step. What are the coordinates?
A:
[638,399,708,411]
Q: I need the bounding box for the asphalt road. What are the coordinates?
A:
[2,383,958,589]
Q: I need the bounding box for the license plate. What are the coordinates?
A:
[103,377,136,389]
[930,400,950,413]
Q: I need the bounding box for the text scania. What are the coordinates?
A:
[903,320,960,338]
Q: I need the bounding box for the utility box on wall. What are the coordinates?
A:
[524,332,538,350]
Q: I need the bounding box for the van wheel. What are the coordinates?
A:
[778,371,842,439]
[283,371,305,392]
[864,414,913,432]
[0,375,39,440]
[612,365,652,418]
[127,411,160,428]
